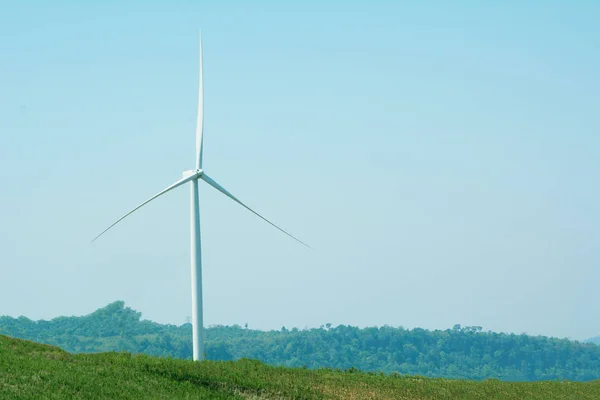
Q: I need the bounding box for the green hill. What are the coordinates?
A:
[2,335,600,400]
[1,301,600,382]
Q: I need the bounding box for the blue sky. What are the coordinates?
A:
[1,1,599,340]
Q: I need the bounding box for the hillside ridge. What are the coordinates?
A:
[2,334,600,399]
[1,301,599,382]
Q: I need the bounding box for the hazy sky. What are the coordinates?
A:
[1,1,599,341]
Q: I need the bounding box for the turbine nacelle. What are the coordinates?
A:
[183,169,204,179]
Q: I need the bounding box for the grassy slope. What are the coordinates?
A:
[1,335,600,400]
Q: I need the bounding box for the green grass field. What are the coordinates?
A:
[1,335,599,399]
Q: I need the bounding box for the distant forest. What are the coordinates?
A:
[1,301,599,382]
[588,336,600,346]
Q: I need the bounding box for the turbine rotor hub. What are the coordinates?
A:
[183,169,203,179]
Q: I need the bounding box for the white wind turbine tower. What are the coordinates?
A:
[92,34,310,361]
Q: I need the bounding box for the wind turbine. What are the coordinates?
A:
[92,34,310,361]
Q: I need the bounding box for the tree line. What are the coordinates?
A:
[1,301,599,381]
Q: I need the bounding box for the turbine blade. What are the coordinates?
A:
[200,173,311,249]
[92,173,198,243]
[195,31,204,169]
